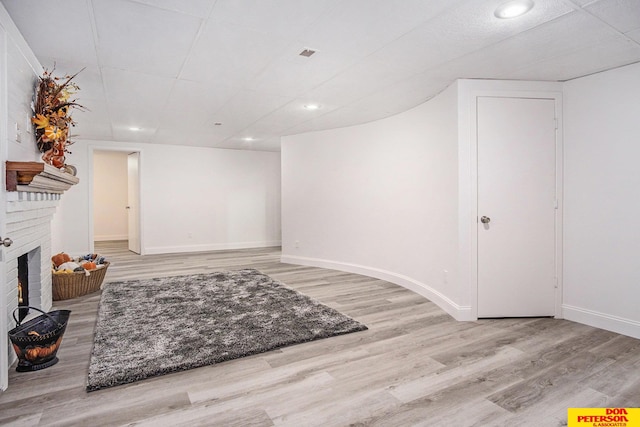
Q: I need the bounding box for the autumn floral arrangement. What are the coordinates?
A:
[31,68,84,169]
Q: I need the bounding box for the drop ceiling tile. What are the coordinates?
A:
[108,103,164,134]
[301,79,370,108]
[36,59,106,101]
[303,56,413,108]
[72,121,113,141]
[152,127,233,147]
[627,28,640,43]
[299,0,467,59]
[392,0,575,68]
[158,79,237,130]
[247,139,281,152]
[102,67,174,108]
[432,11,625,80]
[283,104,390,136]
[346,74,453,118]
[426,54,513,82]
[213,136,281,151]
[240,116,315,140]
[227,137,281,152]
[368,3,578,76]
[571,0,598,6]
[343,56,417,90]
[230,132,279,145]
[238,122,293,140]
[363,33,455,78]
[511,36,640,81]
[71,97,113,141]
[281,121,318,136]
[247,43,354,98]
[210,0,338,39]
[250,98,340,132]
[111,126,156,143]
[585,0,640,33]
[129,0,215,18]
[208,89,294,130]
[73,97,110,125]
[92,0,203,77]
[179,20,291,86]
[2,0,98,66]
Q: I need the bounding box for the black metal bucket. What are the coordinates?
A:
[8,307,71,372]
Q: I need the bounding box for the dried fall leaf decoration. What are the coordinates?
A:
[32,67,85,169]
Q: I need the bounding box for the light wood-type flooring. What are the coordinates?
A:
[1,241,638,426]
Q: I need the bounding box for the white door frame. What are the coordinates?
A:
[0,22,8,391]
[463,87,563,320]
[88,146,144,255]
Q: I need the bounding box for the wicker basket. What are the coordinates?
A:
[52,262,110,301]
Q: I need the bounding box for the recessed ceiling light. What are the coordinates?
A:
[304,104,320,110]
[494,0,534,19]
[243,137,254,141]
[128,126,142,131]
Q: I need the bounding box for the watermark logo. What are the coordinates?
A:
[568,408,640,427]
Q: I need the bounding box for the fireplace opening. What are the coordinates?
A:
[17,253,30,322]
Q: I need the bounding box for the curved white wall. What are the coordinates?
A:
[281,84,464,317]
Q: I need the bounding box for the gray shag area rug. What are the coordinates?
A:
[87,268,367,391]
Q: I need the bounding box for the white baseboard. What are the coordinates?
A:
[280,254,473,321]
[562,304,640,339]
[145,240,282,255]
[94,234,128,241]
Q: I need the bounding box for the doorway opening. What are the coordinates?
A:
[92,149,141,254]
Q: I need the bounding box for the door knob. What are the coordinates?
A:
[480,216,491,224]
[1,237,13,247]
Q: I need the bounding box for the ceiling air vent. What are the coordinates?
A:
[299,48,316,57]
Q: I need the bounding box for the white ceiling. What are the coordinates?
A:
[2,0,639,152]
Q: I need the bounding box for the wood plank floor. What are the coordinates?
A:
[1,241,638,426]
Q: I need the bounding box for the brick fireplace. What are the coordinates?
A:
[4,191,62,367]
[3,162,80,374]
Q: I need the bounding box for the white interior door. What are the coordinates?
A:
[477,96,557,318]
[127,152,141,254]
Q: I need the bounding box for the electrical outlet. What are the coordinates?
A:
[443,270,448,284]
[187,232,193,239]
[294,240,299,248]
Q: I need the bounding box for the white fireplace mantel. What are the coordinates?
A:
[6,161,79,194]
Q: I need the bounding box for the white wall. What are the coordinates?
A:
[282,80,566,321]
[4,14,40,162]
[563,62,640,339]
[282,83,462,318]
[93,150,128,241]
[1,3,48,389]
[52,140,281,255]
